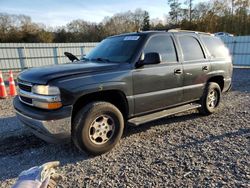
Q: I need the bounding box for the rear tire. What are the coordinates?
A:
[199,82,221,115]
[72,101,124,155]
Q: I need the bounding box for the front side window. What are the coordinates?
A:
[144,35,177,62]
[179,36,205,61]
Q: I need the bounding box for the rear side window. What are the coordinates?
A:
[179,36,205,61]
[144,35,177,62]
[201,36,230,58]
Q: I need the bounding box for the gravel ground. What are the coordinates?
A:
[0,68,249,187]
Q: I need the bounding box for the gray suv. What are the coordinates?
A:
[14,30,232,154]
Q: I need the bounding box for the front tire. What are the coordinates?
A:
[72,101,124,155]
[199,82,221,115]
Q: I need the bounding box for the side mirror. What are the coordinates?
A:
[64,52,79,62]
[143,52,162,65]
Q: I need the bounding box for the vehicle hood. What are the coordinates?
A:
[18,61,120,85]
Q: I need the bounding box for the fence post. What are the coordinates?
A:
[53,47,59,65]
[80,46,85,57]
[17,47,26,70]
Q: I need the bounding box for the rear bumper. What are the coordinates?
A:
[13,96,72,143]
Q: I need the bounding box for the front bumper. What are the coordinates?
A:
[13,96,72,143]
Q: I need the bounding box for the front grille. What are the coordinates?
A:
[18,83,32,92]
[18,80,33,106]
[20,96,32,104]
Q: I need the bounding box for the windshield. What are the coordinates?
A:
[84,35,143,63]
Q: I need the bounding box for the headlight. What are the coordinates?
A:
[31,85,62,109]
[32,85,60,95]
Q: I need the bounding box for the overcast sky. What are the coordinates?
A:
[0,0,204,27]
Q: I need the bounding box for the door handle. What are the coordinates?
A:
[174,69,182,75]
[202,66,208,71]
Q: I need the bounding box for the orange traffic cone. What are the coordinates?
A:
[8,70,17,97]
[0,71,7,99]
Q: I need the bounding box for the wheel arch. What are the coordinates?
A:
[207,76,224,91]
[71,90,129,125]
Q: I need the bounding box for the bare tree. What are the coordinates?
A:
[168,0,181,25]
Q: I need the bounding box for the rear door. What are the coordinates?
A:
[133,34,183,115]
[176,34,210,102]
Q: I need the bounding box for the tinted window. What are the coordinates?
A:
[85,35,143,63]
[201,36,230,58]
[179,36,205,61]
[144,35,177,62]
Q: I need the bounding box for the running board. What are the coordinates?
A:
[128,103,201,126]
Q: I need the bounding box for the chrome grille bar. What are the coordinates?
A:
[19,89,61,103]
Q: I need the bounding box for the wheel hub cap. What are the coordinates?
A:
[89,115,115,145]
[208,90,218,108]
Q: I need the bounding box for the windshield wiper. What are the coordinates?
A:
[80,57,90,61]
[92,57,111,62]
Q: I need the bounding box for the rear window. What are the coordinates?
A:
[201,36,230,58]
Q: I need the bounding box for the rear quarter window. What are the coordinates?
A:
[201,36,230,58]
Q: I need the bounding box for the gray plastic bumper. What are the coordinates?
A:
[16,110,71,143]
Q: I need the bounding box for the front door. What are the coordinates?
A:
[132,34,183,115]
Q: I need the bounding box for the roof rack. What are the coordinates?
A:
[168,29,213,36]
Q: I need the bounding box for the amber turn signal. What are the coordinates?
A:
[33,101,62,110]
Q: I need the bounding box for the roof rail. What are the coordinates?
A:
[168,29,213,36]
